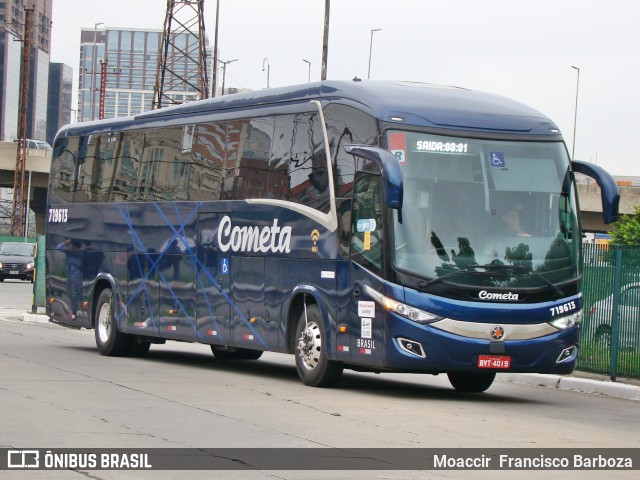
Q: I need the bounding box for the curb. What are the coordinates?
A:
[20,312,50,324]
[498,373,640,401]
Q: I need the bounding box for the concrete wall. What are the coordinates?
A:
[577,183,640,233]
[0,142,50,234]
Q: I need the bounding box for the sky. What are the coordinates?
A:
[49,0,640,176]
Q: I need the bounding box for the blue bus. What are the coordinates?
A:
[46,80,619,392]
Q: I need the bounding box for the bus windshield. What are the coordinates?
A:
[389,131,580,290]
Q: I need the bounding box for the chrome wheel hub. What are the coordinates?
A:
[97,302,112,343]
[298,321,321,370]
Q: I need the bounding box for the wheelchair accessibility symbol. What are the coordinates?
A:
[490,151,505,167]
[221,257,229,275]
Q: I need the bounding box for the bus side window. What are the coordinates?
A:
[189,122,225,201]
[323,103,380,200]
[350,173,383,276]
[271,112,330,213]
[50,136,77,203]
[110,132,142,202]
[238,117,274,199]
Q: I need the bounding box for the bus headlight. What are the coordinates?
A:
[364,285,440,324]
[549,311,582,330]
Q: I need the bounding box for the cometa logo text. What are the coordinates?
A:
[218,215,292,254]
[478,291,520,301]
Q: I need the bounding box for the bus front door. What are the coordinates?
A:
[196,213,232,346]
[348,172,386,367]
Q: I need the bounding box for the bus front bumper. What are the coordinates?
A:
[383,317,580,375]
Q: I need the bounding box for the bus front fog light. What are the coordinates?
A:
[397,338,426,358]
[557,346,578,363]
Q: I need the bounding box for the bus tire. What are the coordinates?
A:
[211,346,263,360]
[94,288,131,356]
[294,304,343,387]
[447,371,496,393]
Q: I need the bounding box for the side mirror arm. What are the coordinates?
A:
[572,160,620,224]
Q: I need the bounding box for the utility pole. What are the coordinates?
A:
[153,0,209,109]
[321,0,330,81]
[89,22,103,121]
[212,0,220,97]
[10,7,33,237]
[98,61,108,120]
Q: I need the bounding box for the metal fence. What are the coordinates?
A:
[579,243,640,380]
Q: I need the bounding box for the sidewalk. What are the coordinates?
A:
[499,372,640,401]
[16,310,640,402]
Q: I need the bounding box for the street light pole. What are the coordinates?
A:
[303,59,311,83]
[321,0,330,80]
[262,58,270,88]
[220,59,238,96]
[89,22,103,121]
[368,28,381,79]
[571,65,580,160]
[212,0,220,97]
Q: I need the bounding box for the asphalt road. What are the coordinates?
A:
[1,280,639,479]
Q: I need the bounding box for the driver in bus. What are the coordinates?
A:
[502,207,531,237]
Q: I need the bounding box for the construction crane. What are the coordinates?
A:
[10,7,33,237]
[152,0,210,110]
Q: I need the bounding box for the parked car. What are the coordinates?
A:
[588,282,640,348]
[13,138,51,150]
[0,242,36,283]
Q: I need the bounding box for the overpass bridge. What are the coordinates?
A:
[0,140,637,236]
[577,179,640,232]
[0,142,50,235]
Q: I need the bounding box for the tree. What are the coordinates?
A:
[609,205,640,245]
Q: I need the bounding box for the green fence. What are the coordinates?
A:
[579,243,640,380]
[34,235,46,310]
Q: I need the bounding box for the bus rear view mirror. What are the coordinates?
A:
[572,160,620,224]
[344,145,403,209]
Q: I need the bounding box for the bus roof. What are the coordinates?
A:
[61,80,560,137]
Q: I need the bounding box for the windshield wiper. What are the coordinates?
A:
[476,263,564,297]
[417,263,564,298]
[417,267,477,291]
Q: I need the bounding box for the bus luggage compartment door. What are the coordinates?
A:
[196,213,232,346]
[157,240,196,342]
[231,256,272,351]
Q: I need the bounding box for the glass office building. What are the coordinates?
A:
[0,0,52,141]
[47,62,73,145]
[79,27,211,121]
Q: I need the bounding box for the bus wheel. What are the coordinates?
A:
[94,288,131,356]
[211,346,263,360]
[447,371,496,393]
[294,304,343,387]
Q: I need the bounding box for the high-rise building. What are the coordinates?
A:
[46,62,73,145]
[79,27,212,121]
[0,28,22,141]
[0,0,52,141]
